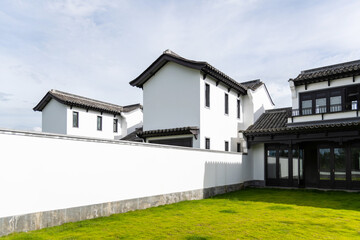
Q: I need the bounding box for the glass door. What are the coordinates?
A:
[318,146,347,189]
[318,148,332,188]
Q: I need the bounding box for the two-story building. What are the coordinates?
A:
[34,89,143,140]
[245,60,360,190]
[130,50,274,152]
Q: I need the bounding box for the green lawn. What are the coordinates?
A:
[3,188,360,239]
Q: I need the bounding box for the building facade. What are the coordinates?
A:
[130,50,274,152]
[34,90,143,140]
[246,60,360,190]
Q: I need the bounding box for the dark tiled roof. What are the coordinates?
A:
[245,108,360,136]
[122,103,142,113]
[33,90,141,115]
[121,128,143,142]
[130,50,247,95]
[137,126,199,139]
[241,79,263,90]
[291,59,360,86]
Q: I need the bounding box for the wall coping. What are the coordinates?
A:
[0,128,244,155]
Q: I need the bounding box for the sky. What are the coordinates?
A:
[1,0,360,131]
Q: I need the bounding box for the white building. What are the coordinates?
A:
[130,50,274,152]
[33,89,143,140]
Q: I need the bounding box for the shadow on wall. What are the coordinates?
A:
[203,160,248,199]
[254,104,265,122]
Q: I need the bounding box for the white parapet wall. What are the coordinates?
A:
[0,128,255,235]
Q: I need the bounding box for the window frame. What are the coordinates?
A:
[205,83,210,108]
[225,141,229,151]
[237,98,240,119]
[205,138,210,150]
[113,118,118,133]
[224,93,229,115]
[72,111,79,128]
[97,116,102,131]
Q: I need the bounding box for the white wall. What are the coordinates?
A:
[66,106,122,139]
[251,85,275,122]
[0,129,252,218]
[42,99,67,134]
[143,62,201,134]
[122,108,143,134]
[200,75,243,151]
[248,143,265,181]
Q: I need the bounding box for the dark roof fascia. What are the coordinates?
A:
[245,120,360,137]
[129,53,247,95]
[129,54,206,88]
[33,92,123,115]
[292,70,360,86]
[137,127,199,139]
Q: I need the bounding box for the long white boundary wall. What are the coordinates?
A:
[0,129,253,219]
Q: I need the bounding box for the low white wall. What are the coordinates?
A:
[0,129,252,218]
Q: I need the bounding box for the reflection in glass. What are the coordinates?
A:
[292,149,299,180]
[299,149,304,180]
[334,148,346,181]
[351,147,360,181]
[267,150,276,179]
[319,148,331,180]
[316,98,327,113]
[302,100,312,115]
[279,149,289,179]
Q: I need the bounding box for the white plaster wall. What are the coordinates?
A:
[0,129,252,218]
[251,85,275,122]
[42,99,67,134]
[143,62,200,133]
[242,94,254,130]
[199,75,242,151]
[122,108,143,134]
[248,143,265,181]
[291,76,360,109]
[66,107,122,139]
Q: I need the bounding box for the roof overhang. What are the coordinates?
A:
[129,51,247,95]
[137,126,199,140]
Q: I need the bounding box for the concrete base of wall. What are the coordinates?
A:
[0,181,263,237]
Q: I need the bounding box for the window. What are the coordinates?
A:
[113,119,118,133]
[330,96,342,112]
[72,111,79,128]
[315,98,326,114]
[237,143,241,153]
[225,141,229,151]
[267,150,276,179]
[97,116,102,131]
[237,99,240,119]
[205,83,210,107]
[205,138,210,149]
[225,93,229,114]
[352,100,358,110]
[302,100,312,115]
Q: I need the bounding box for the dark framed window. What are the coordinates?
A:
[205,83,210,107]
[237,99,240,119]
[113,119,118,133]
[97,116,102,131]
[205,138,210,149]
[72,111,79,128]
[237,143,241,152]
[225,141,229,151]
[299,84,360,115]
[225,93,229,114]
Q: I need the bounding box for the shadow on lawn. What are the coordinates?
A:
[213,187,360,211]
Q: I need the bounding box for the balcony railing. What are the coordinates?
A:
[291,104,357,117]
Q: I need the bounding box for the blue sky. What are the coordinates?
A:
[1,0,360,131]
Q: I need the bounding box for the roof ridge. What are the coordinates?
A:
[301,59,360,74]
[51,89,123,108]
[241,79,261,84]
[265,107,291,113]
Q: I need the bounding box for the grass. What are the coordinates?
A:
[3,188,360,239]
